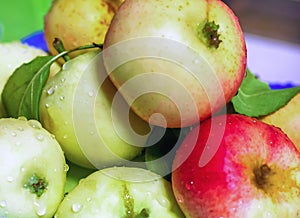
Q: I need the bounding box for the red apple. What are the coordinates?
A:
[103,0,247,128]
[172,114,300,217]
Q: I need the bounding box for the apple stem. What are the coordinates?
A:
[53,38,70,62]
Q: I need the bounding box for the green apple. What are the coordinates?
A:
[103,0,247,128]
[44,0,121,62]
[0,41,60,117]
[39,50,150,169]
[260,93,300,151]
[55,166,184,217]
[0,117,67,218]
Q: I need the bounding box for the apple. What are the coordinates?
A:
[39,50,151,169]
[0,117,67,217]
[260,93,300,152]
[103,0,247,128]
[0,41,60,118]
[44,0,121,61]
[55,166,184,217]
[172,114,300,217]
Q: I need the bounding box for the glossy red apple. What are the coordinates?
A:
[172,114,300,217]
[103,0,247,128]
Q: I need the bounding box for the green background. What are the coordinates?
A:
[0,0,53,42]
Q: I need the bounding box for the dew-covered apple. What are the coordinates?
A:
[55,167,184,217]
[39,50,150,169]
[0,117,67,218]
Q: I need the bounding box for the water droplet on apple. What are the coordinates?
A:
[45,103,50,108]
[17,126,24,131]
[61,78,66,83]
[88,91,94,97]
[86,197,92,202]
[28,120,42,129]
[177,197,184,204]
[71,203,82,213]
[11,132,17,137]
[0,200,7,208]
[36,134,44,141]
[63,135,68,139]
[64,164,69,172]
[193,59,200,64]
[6,176,14,183]
[157,197,170,208]
[59,95,65,101]
[18,116,27,121]
[34,201,47,216]
[47,87,55,95]
[185,180,194,191]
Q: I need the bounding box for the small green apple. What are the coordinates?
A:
[0,117,67,218]
[0,41,60,117]
[39,50,150,169]
[55,166,184,217]
[103,0,247,128]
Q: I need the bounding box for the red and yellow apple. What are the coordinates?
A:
[103,0,247,128]
[172,114,300,217]
[44,0,121,60]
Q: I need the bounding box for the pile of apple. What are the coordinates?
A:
[1,0,300,217]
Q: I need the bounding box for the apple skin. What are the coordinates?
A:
[55,167,184,217]
[44,0,120,61]
[260,93,300,152]
[0,41,60,118]
[172,114,300,217]
[39,50,150,169]
[0,117,67,218]
[103,0,247,128]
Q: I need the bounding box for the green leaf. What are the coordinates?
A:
[232,69,300,117]
[2,42,103,121]
[2,56,54,120]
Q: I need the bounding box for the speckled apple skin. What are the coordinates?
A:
[172,114,300,218]
[104,0,247,128]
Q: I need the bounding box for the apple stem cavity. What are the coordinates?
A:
[253,164,272,189]
[198,20,222,48]
[122,184,150,218]
[23,174,48,197]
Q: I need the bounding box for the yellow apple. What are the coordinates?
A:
[260,93,300,151]
[44,0,121,61]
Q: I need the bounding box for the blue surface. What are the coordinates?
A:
[21,31,48,52]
